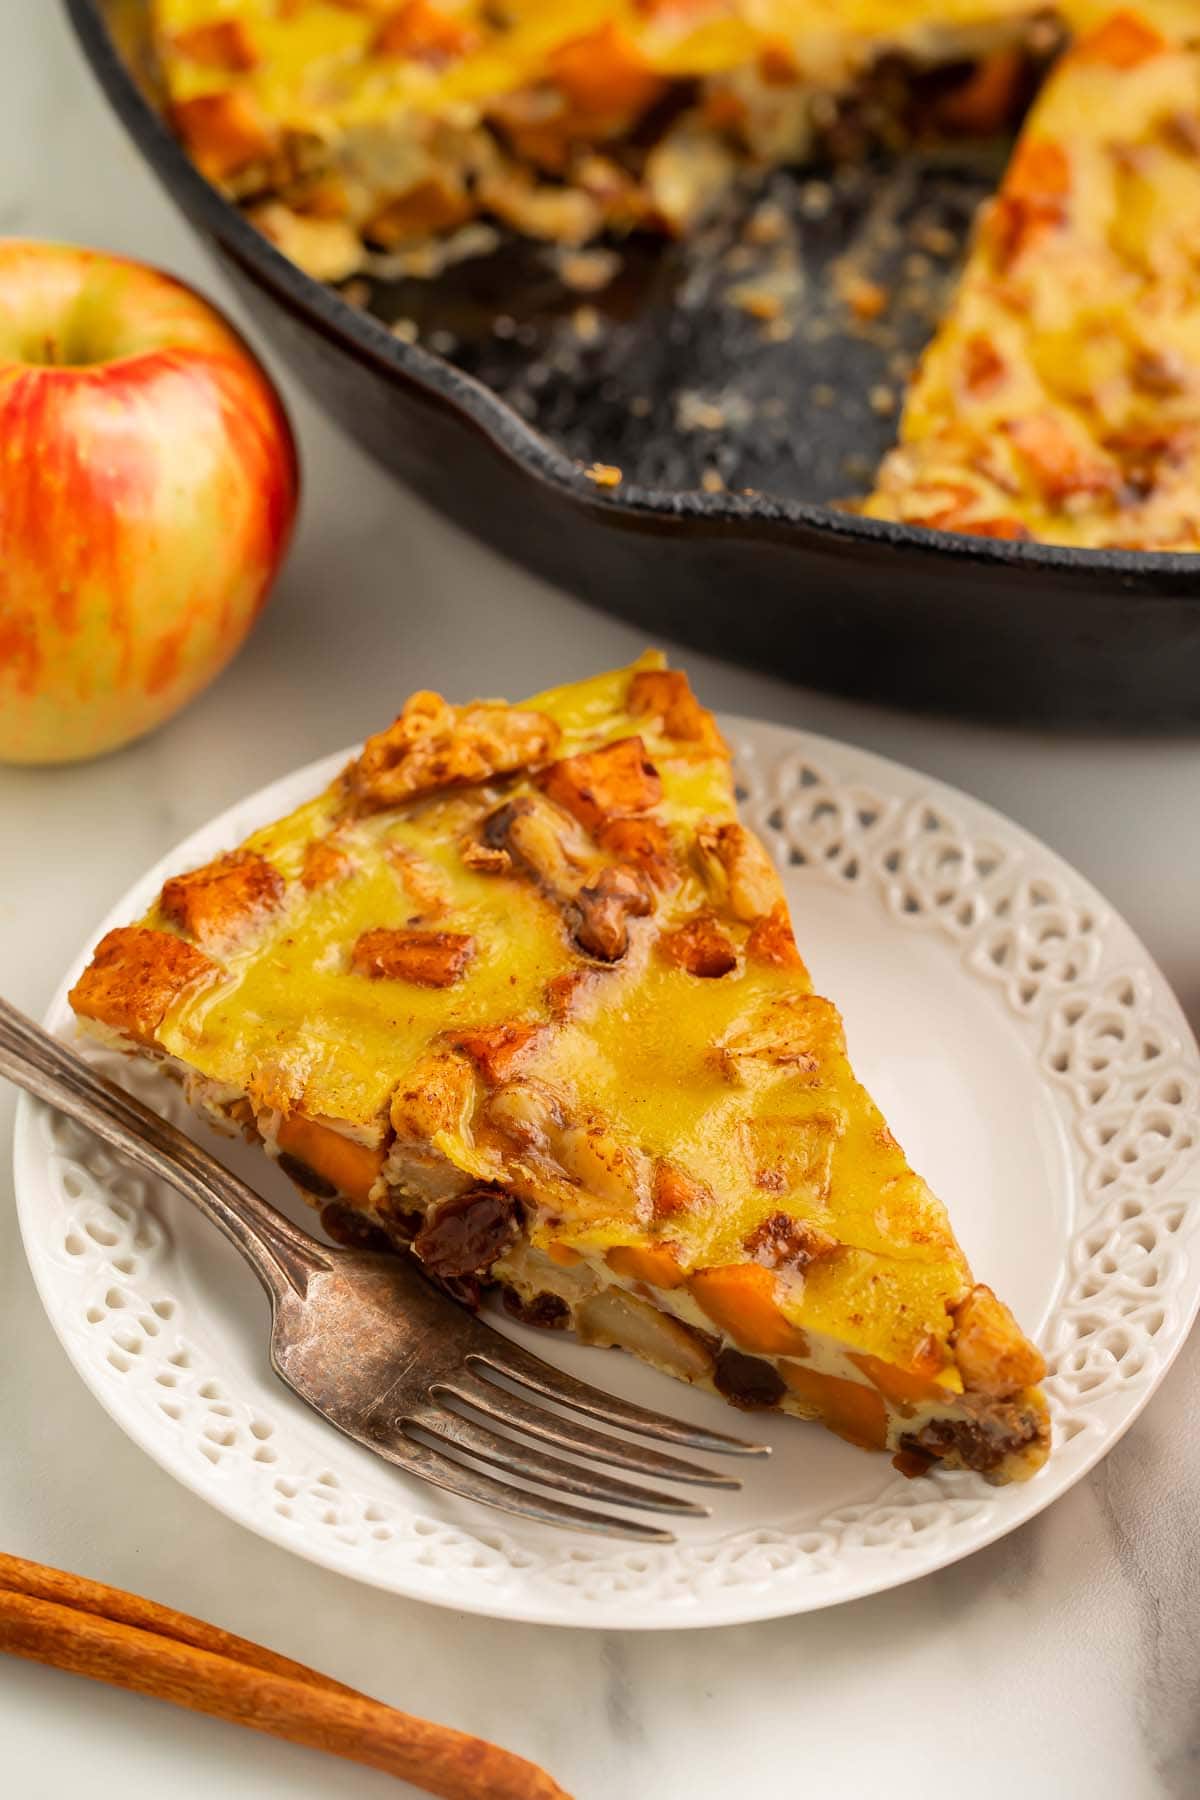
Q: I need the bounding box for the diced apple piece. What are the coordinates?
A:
[695,821,781,922]
[575,1287,713,1380]
[952,1284,1046,1397]
[390,1052,477,1142]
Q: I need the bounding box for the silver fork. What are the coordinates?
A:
[0,998,766,1543]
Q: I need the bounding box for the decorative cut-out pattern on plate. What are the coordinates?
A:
[15,719,1200,1628]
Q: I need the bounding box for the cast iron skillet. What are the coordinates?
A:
[67,0,1200,724]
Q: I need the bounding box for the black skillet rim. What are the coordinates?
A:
[66,0,1200,596]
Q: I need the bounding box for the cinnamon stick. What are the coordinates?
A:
[0,1553,356,1696]
[0,1581,570,1800]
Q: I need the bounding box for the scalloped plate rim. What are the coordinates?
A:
[13,714,1200,1628]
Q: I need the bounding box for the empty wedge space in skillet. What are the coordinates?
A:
[70,653,1050,1485]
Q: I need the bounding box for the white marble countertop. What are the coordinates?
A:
[3,10,1199,1798]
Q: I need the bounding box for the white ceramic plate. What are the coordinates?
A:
[15,718,1200,1629]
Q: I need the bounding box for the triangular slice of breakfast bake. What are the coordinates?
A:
[70,655,1049,1482]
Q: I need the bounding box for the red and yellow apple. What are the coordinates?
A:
[0,240,298,763]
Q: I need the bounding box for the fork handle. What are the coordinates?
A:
[0,996,329,1303]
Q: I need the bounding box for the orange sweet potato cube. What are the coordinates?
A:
[606,1244,687,1289]
[351,926,475,987]
[364,176,475,246]
[746,902,805,971]
[635,0,725,19]
[449,1021,544,1083]
[549,24,666,124]
[595,816,678,888]
[170,91,277,183]
[986,137,1071,266]
[301,838,352,892]
[538,737,662,833]
[159,850,284,947]
[372,1,475,64]
[69,927,219,1047]
[688,1264,809,1356]
[275,1114,384,1206]
[1006,137,1072,203]
[172,20,259,71]
[848,1351,948,1410]
[780,1361,888,1450]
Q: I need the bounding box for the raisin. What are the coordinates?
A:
[900,1417,1002,1473]
[435,1272,482,1311]
[900,1394,1046,1476]
[319,1201,396,1255]
[278,1153,337,1200]
[892,1447,936,1480]
[377,1201,424,1243]
[501,1286,570,1330]
[713,1347,786,1409]
[412,1187,521,1278]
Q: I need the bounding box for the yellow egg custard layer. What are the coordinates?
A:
[70,655,1049,1482]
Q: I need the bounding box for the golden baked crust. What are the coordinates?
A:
[864,5,1200,550]
[70,654,1049,1482]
